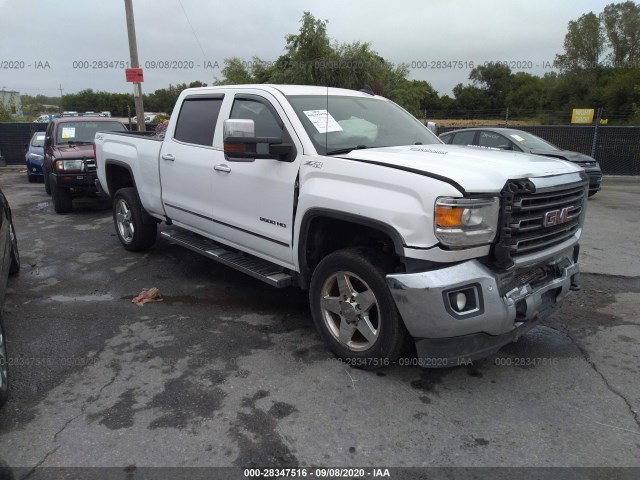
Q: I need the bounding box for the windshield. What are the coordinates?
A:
[56,121,126,144]
[287,95,442,155]
[505,130,559,151]
[31,133,45,147]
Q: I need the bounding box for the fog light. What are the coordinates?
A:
[446,284,482,317]
[455,292,467,311]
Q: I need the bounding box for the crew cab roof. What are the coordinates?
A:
[180,84,382,99]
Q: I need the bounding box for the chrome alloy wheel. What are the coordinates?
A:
[115,198,134,243]
[320,270,380,351]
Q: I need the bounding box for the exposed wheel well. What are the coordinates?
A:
[106,163,134,195]
[300,215,404,287]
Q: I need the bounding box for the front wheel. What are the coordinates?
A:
[309,248,409,367]
[113,187,157,251]
[52,183,72,214]
[44,171,51,195]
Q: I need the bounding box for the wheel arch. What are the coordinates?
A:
[105,161,158,225]
[105,160,136,196]
[297,208,405,288]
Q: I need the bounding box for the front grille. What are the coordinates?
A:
[493,179,587,268]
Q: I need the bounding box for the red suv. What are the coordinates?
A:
[43,116,127,213]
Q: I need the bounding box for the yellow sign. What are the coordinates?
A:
[571,108,595,124]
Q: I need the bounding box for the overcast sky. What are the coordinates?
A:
[1,0,614,98]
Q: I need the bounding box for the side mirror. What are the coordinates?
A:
[223,119,293,162]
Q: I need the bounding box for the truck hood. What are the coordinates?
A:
[52,144,95,159]
[341,144,584,193]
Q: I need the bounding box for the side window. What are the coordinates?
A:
[230,98,283,137]
[230,98,283,154]
[451,131,476,146]
[440,133,453,144]
[479,131,511,149]
[174,96,223,146]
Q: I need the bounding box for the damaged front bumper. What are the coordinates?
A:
[386,249,580,366]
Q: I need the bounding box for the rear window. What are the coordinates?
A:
[174,96,224,146]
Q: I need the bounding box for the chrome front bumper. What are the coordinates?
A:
[386,251,580,365]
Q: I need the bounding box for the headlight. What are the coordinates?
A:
[435,197,500,247]
[55,160,85,173]
[29,153,44,160]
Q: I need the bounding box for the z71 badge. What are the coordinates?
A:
[304,160,323,169]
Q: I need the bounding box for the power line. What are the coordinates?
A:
[177,0,209,63]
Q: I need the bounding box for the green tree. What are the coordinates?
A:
[555,12,605,71]
[601,1,640,66]
[505,72,546,115]
[0,103,12,122]
[214,12,422,112]
[468,62,513,111]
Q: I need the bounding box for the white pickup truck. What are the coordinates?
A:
[95,85,587,367]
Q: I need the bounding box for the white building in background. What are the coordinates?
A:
[0,90,23,116]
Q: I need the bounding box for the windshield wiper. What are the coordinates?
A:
[326,145,372,155]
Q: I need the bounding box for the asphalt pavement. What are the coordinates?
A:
[0,170,638,476]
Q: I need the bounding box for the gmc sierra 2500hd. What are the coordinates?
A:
[95,85,587,367]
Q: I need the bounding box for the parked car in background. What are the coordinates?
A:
[0,187,20,408]
[439,128,602,197]
[24,132,46,182]
[43,116,127,213]
[33,114,58,123]
[131,112,167,123]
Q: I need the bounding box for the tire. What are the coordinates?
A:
[113,187,157,251]
[52,183,72,214]
[0,314,9,408]
[8,222,19,276]
[44,170,51,195]
[309,247,409,367]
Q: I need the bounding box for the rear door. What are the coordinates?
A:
[159,94,225,234]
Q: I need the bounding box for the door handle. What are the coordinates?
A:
[161,154,175,161]
[214,164,231,173]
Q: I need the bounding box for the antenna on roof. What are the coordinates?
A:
[359,85,375,96]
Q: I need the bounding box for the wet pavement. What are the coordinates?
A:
[0,170,638,471]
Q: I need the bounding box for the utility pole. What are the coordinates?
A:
[58,84,64,113]
[124,0,145,131]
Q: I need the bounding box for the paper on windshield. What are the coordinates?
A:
[61,127,76,139]
[303,110,343,133]
[510,134,525,142]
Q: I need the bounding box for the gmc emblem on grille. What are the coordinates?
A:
[543,207,572,227]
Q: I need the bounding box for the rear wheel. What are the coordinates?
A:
[52,183,72,214]
[113,187,157,251]
[309,248,409,368]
